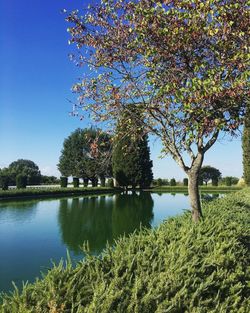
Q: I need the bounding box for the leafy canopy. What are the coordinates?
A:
[58,128,112,180]
[112,107,153,188]
[199,165,222,184]
[66,0,249,172]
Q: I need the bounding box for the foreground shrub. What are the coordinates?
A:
[1,190,250,312]
[16,174,27,189]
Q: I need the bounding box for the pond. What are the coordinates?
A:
[0,192,221,294]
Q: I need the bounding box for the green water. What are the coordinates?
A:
[0,192,220,294]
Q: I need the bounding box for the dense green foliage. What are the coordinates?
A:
[199,166,221,186]
[219,176,239,186]
[73,177,79,188]
[0,187,118,200]
[153,179,169,187]
[156,178,163,186]
[9,159,41,185]
[60,177,68,188]
[183,178,188,186]
[112,108,153,189]
[16,174,27,189]
[41,175,59,185]
[0,170,9,190]
[0,160,41,188]
[221,176,239,186]
[58,128,112,185]
[170,178,176,186]
[106,178,114,188]
[100,177,105,187]
[211,177,218,186]
[243,102,250,185]
[1,190,249,312]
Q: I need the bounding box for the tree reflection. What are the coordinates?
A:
[201,193,220,202]
[58,192,154,255]
[0,200,38,222]
[112,192,154,238]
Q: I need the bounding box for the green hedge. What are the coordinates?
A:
[73,177,79,188]
[0,187,118,200]
[60,176,68,188]
[1,190,249,312]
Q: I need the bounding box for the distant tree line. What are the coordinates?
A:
[0,159,59,190]
[153,166,239,187]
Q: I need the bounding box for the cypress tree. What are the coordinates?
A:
[243,102,250,185]
[112,107,153,189]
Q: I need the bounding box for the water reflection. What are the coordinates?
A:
[0,200,37,223]
[58,192,154,254]
[112,192,154,238]
[201,193,220,202]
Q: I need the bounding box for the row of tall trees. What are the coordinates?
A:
[58,109,153,189]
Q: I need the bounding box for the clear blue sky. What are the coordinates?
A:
[0,0,243,180]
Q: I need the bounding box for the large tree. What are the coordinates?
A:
[199,166,222,186]
[8,159,41,185]
[243,101,250,185]
[58,128,112,185]
[112,107,153,189]
[66,0,249,221]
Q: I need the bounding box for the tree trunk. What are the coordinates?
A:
[188,170,203,222]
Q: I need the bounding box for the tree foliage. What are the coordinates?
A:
[0,168,9,190]
[221,176,239,186]
[8,159,41,185]
[112,108,153,188]
[16,174,27,189]
[243,101,250,185]
[199,166,222,185]
[41,175,59,185]
[58,128,112,184]
[66,0,249,220]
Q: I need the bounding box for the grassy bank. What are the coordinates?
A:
[0,187,121,201]
[151,185,242,193]
[0,186,240,201]
[1,190,250,312]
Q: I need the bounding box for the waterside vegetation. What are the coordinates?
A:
[1,189,249,312]
[0,187,121,201]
